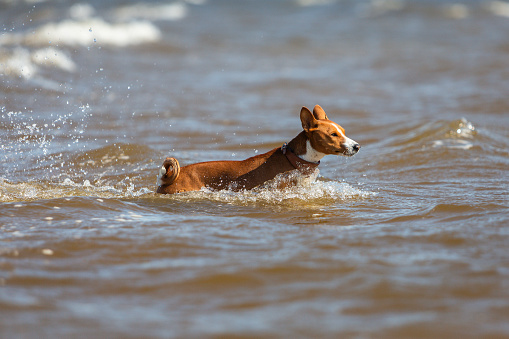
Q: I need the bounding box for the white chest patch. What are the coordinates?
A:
[298,140,327,163]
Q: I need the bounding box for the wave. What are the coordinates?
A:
[385,118,478,151]
[0,142,158,202]
[366,117,490,179]
[383,202,506,228]
[1,18,161,48]
[0,173,152,203]
[431,118,476,150]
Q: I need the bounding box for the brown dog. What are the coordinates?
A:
[156,105,360,194]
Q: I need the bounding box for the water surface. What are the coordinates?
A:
[1,0,509,337]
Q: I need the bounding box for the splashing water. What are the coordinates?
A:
[0,105,91,178]
[167,170,376,209]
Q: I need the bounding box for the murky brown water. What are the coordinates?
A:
[1,0,509,337]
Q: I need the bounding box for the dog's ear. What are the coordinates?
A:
[312,105,328,120]
[300,106,318,132]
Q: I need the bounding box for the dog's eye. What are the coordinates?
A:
[331,133,338,137]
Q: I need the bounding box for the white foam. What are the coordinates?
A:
[175,171,376,206]
[114,3,187,21]
[432,139,473,150]
[68,3,96,20]
[487,1,509,17]
[0,46,74,80]
[31,47,77,72]
[0,48,35,79]
[3,18,161,47]
[296,0,335,7]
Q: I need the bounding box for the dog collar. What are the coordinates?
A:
[281,143,320,174]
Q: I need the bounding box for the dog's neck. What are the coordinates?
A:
[287,131,327,164]
[302,140,327,163]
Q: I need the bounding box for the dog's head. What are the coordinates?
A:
[300,105,360,157]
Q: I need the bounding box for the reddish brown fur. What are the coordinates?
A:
[157,148,295,194]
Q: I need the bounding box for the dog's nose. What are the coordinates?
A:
[353,143,360,152]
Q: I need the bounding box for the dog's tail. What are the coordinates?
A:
[157,157,180,187]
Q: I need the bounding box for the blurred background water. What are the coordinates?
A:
[1,0,509,337]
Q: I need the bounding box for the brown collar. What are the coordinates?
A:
[281,143,320,174]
